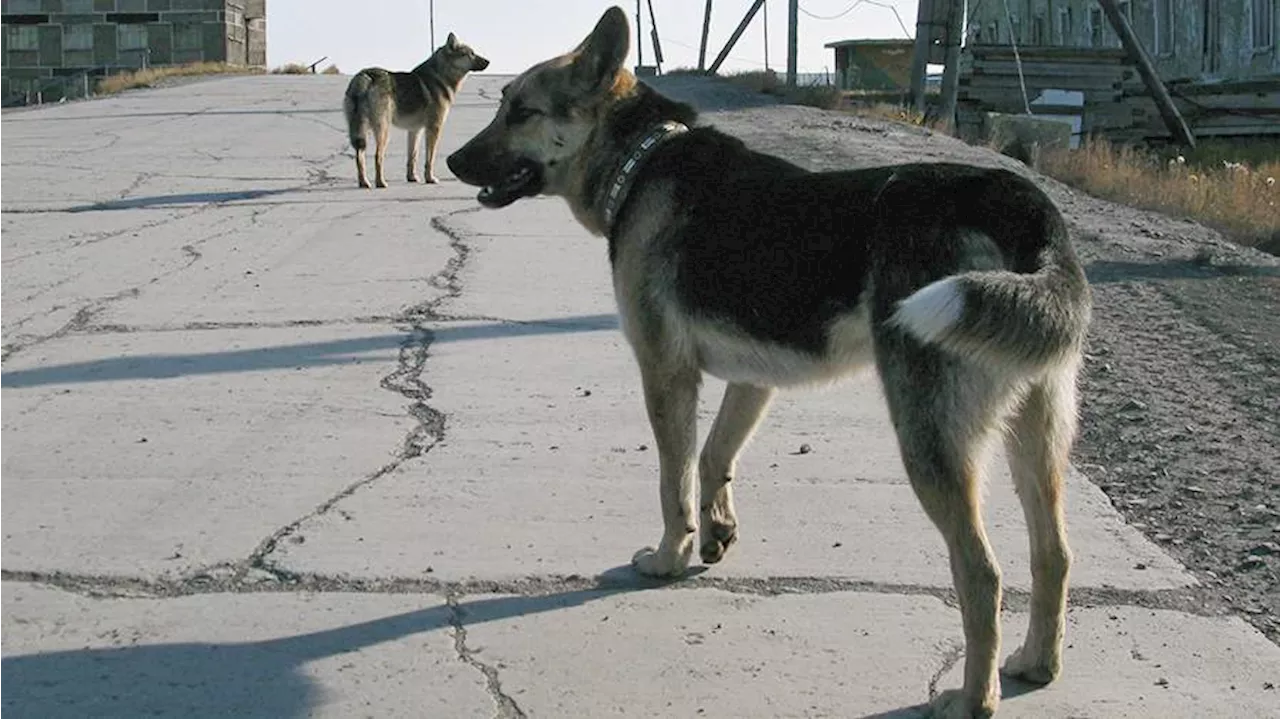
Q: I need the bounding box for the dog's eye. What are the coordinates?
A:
[506,104,541,125]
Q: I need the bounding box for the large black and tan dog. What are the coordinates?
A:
[448,7,1091,717]
[344,32,488,188]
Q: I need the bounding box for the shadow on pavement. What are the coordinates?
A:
[1,584,631,718]
[0,314,620,388]
[66,188,298,212]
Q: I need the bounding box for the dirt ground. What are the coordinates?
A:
[651,76,1280,645]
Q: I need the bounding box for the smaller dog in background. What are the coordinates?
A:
[343,33,488,188]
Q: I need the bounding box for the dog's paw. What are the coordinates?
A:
[425,175,441,184]
[1001,643,1060,685]
[929,689,997,719]
[699,520,738,564]
[632,543,692,578]
[406,174,422,183]
[358,179,372,189]
[375,178,389,189]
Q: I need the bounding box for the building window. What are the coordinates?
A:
[1031,13,1048,44]
[6,25,39,51]
[118,23,148,51]
[1254,0,1275,50]
[1056,7,1073,45]
[1153,0,1174,55]
[1088,8,1105,47]
[63,24,94,51]
[174,23,203,51]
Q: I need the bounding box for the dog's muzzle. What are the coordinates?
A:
[447,148,542,209]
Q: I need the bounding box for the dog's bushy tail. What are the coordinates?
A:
[343,72,371,151]
[891,207,1091,374]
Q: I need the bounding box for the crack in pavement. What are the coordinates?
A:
[448,592,528,719]
[927,641,965,701]
[2,237,212,362]
[237,205,482,580]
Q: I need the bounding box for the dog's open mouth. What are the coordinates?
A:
[477,161,542,209]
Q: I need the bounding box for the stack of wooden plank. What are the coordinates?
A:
[956,45,1135,141]
[1112,78,1280,141]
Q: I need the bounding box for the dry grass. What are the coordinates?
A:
[321,64,342,75]
[96,62,260,95]
[1041,137,1280,252]
[271,62,312,75]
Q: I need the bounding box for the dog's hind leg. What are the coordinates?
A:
[631,362,701,578]
[877,342,1009,718]
[698,383,774,564]
[1000,364,1078,686]
[354,142,371,189]
[373,118,391,188]
[406,128,423,183]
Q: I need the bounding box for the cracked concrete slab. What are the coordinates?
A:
[1,324,418,576]
[271,322,1192,591]
[1,582,493,719]
[458,588,958,718]
[4,71,1273,719]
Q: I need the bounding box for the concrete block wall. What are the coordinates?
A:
[1,0,266,101]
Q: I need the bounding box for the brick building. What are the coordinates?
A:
[2,0,266,103]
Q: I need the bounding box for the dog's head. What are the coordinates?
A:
[447,6,633,209]
[437,31,490,74]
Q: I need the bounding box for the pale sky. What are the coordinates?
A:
[266,0,920,77]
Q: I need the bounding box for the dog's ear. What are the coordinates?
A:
[571,6,630,92]
[447,32,458,48]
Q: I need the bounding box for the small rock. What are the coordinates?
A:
[289,534,306,545]
[637,444,648,451]
[1237,556,1266,571]
[1182,485,1206,495]
[243,567,278,585]
[794,443,812,455]
[1248,542,1280,556]
[832,542,843,548]
[1134,562,1148,570]
[1155,677,1169,687]
[137,437,148,443]
[1123,398,1148,411]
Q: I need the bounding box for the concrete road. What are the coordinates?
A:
[3,75,1278,718]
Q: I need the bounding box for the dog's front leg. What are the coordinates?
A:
[631,363,700,577]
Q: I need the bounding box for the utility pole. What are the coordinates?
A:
[636,0,643,68]
[698,0,713,71]
[429,0,435,49]
[908,0,933,113]
[936,0,964,132]
[762,0,769,70]
[786,0,798,86]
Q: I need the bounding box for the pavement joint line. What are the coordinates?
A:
[447,591,529,719]
[69,312,521,336]
[0,568,1232,618]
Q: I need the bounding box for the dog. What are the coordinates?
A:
[343,32,488,188]
[447,7,1092,717]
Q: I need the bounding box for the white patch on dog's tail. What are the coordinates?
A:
[890,276,965,345]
